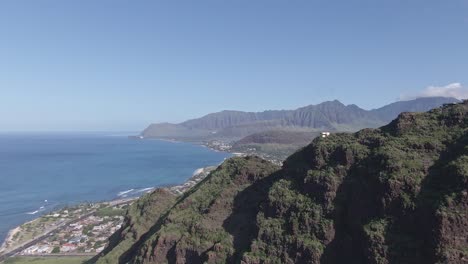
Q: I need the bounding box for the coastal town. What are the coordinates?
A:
[203,140,233,152]
[0,166,219,263]
[21,206,125,255]
[203,140,284,165]
[0,199,133,261]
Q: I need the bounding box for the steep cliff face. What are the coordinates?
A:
[282,100,379,129]
[132,157,279,264]
[95,157,280,264]
[96,101,467,264]
[94,189,177,264]
[181,110,289,131]
[245,101,467,264]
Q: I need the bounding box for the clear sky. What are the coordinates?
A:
[0,0,467,131]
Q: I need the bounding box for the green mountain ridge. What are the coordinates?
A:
[231,130,321,162]
[96,100,467,264]
[141,97,459,141]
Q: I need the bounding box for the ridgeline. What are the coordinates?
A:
[94,101,467,264]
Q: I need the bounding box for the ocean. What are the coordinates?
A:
[0,133,231,244]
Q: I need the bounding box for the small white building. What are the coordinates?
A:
[23,245,39,254]
[93,225,104,231]
[321,132,331,138]
[37,245,52,254]
[60,243,77,252]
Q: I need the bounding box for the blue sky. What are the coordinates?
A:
[0,0,467,131]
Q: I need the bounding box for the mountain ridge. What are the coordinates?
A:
[96,100,468,264]
[141,97,459,141]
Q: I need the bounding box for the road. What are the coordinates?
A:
[0,210,96,262]
[0,198,137,262]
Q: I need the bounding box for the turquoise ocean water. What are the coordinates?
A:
[0,133,230,244]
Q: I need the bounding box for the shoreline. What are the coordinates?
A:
[0,138,233,260]
[0,195,143,246]
[0,197,138,257]
[0,163,221,259]
[0,227,20,252]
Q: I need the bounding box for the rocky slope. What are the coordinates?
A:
[141,97,459,141]
[246,100,467,264]
[97,101,467,264]
[94,157,280,264]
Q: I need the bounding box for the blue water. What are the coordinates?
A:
[0,133,230,244]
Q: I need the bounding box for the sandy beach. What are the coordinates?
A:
[0,226,21,252]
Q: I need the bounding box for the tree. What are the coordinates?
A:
[52,246,60,253]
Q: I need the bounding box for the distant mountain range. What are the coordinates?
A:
[141,97,459,141]
[97,100,468,264]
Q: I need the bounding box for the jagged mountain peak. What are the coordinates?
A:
[141,97,459,140]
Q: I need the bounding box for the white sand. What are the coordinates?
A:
[0,226,21,252]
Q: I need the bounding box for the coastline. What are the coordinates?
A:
[0,163,223,260]
[0,133,233,252]
[0,227,20,253]
[0,137,233,261]
[0,197,138,258]
[165,166,217,195]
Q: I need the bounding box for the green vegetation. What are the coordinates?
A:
[142,97,457,142]
[131,156,280,263]
[96,156,279,264]
[95,207,125,217]
[94,189,177,264]
[233,142,307,161]
[231,130,321,160]
[4,217,57,250]
[95,101,467,263]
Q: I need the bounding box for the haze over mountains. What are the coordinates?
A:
[141,97,459,141]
